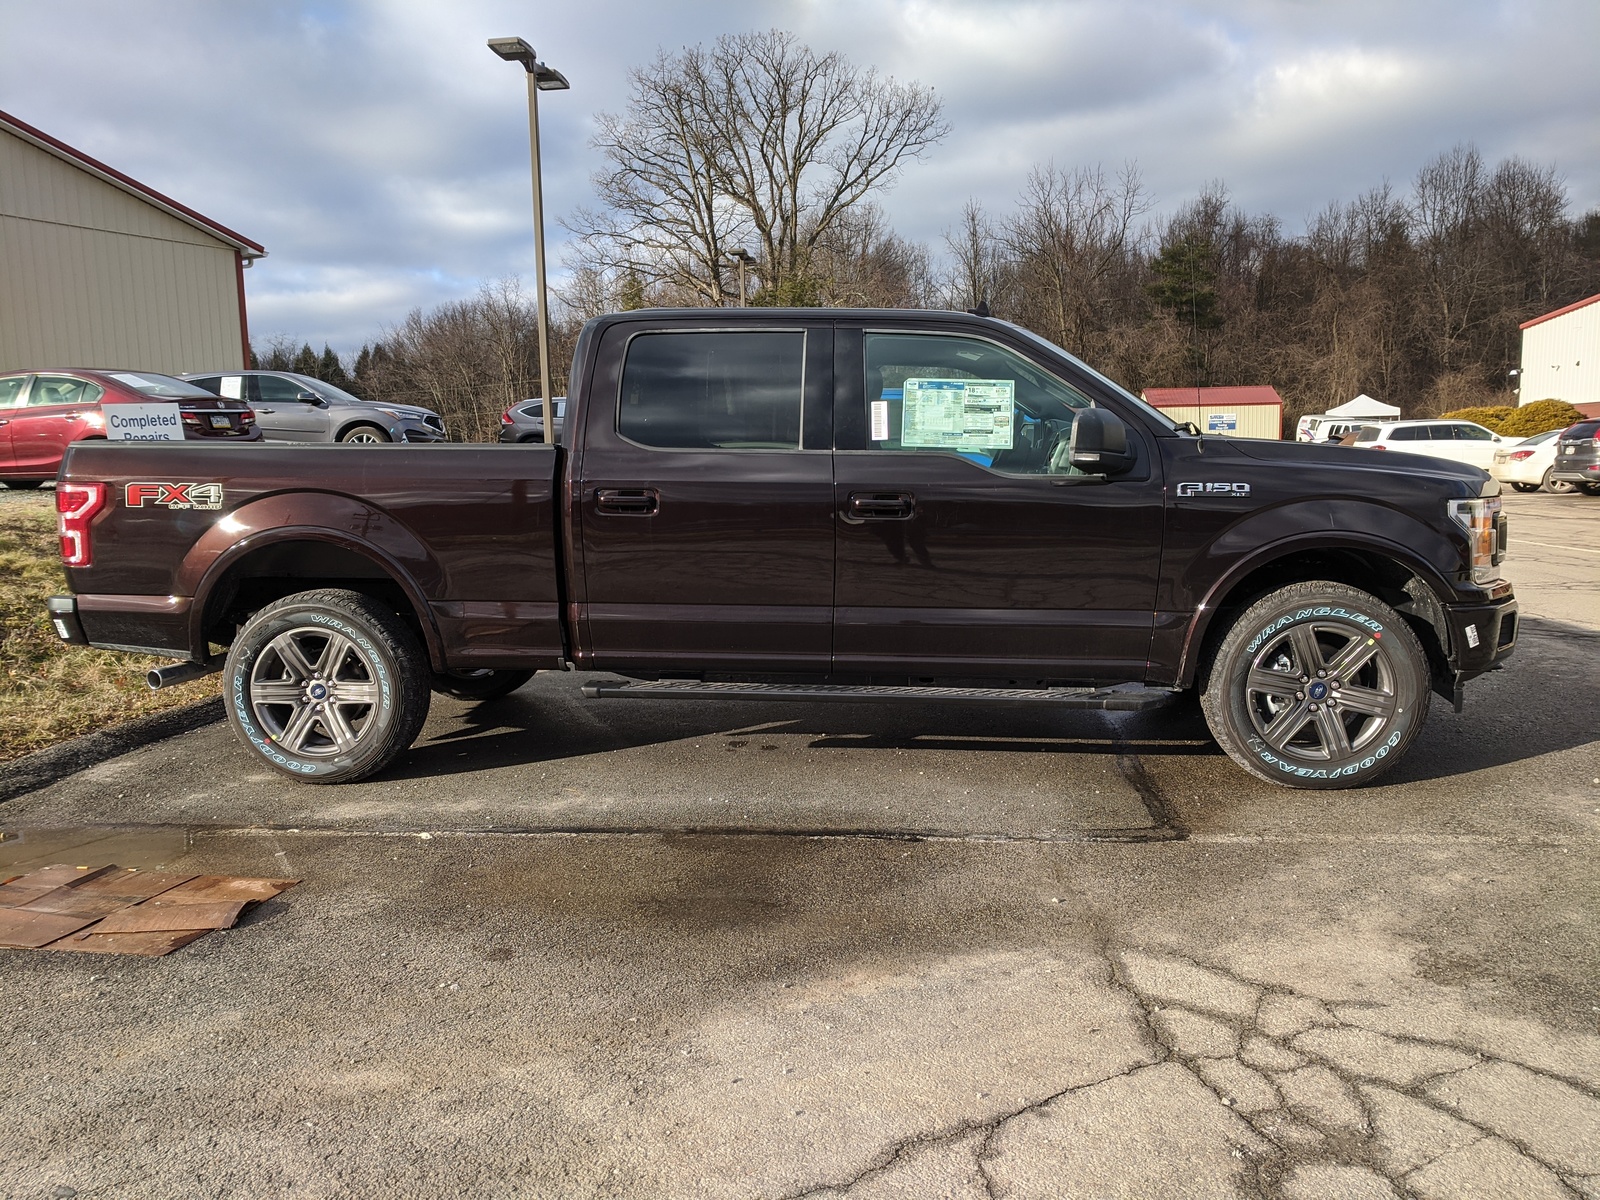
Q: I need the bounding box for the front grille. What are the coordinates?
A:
[424,414,444,431]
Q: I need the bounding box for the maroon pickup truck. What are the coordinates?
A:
[49,308,1515,789]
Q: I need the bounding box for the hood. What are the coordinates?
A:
[362,401,436,419]
[1228,436,1492,491]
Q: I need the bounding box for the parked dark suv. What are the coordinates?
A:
[1549,420,1600,494]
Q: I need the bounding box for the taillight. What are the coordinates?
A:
[57,482,106,567]
[240,408,256,426]
[501,409,516,425]
[1370,445,1386,450]
[1509,450,1534,461]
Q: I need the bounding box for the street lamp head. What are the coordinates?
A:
[488,37,569,89]
[533,63,570,91]
[727,248,755,264]
[487,36,537,70]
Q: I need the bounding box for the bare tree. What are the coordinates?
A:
[567,30,947,305]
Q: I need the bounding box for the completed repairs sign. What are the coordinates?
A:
[900,378,1014,451]
[105,404,183,442]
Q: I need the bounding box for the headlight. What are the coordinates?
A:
[1448,497,1504,584]
[373,407,406,420]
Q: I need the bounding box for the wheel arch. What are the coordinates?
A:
[1178,537,1457,697]
[189,528,446,670]
[335,420,391,442]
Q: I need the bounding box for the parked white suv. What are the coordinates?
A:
[1350,420,1517,470]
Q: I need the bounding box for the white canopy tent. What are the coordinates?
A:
[1323,393,1401,419]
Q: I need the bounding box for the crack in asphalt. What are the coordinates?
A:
[771,946,1597,1199]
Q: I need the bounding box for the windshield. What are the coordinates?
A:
[108,372,218,398]
[1001,322,1180,432]
[1354,426,1380,443]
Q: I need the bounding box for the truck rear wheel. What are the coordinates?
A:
[223,588,430,784]
[1199,581,1430,789]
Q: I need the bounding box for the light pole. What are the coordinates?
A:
[488,36,568,444]
[726,248,754,307]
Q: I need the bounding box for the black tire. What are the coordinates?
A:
[1582,483,1600,497]
[223,588,430,784]
[429,668,534,701]
[517,433,544,444]
[338,425,391,444]
[1510,482,1539,493]
[4,479,45,489]
[1541,468,1575,495]
[1199,581,1431,789]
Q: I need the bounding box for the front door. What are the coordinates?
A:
[9,374,103,476]
[576,321,835,674]
[832,326,1165,683]
[249,375,330,439]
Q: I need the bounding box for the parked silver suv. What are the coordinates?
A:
[183,371,446,443]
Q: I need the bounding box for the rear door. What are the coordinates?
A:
[9,374,103,475]
[1447,422,1499,468]
[832,325,1165,683]
[575,320,835,673]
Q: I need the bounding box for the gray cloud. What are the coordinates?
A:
[2,0,1595,355]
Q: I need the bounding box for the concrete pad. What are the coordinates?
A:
[1406,1136,1571,1200]
[1116,949,1261,1017]
[1359,1083,1483,1176]
[1292,1025,1478,1086]
[1424,1060,1600,1175]
[797,1129,991,1200]
[1281,1162,1398,1200]
[985,1063,1268,1199]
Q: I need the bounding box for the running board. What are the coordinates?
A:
[581,679,1180,711]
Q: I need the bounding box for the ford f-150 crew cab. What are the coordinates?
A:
[47,308,1516,789]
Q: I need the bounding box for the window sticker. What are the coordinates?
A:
[220,376,243,399]
[870,399,890,442]
[901,378,1014,451]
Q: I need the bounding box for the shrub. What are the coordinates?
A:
[1498,399,1586,437]
[1439,405,1515,432]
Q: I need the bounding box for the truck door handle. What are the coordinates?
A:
[595,487,659,516]
[848,492,915,519]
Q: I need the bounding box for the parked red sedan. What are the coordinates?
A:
[0,369,258,487]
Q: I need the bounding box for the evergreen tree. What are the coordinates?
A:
[292,343,318,377]
[318,344,350,387]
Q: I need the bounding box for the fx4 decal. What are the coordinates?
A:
[1176,482,1251,498]
[124,481,225,511]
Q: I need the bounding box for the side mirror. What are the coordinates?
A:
[295,391,323,405]
[1069,408,1136,475]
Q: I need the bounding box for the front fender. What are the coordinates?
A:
[1168,498,1466,686]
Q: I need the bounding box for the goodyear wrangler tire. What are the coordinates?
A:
[1199,581,1430,789]
[223,589,430,784]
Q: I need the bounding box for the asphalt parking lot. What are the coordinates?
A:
[3,489,1598,1199]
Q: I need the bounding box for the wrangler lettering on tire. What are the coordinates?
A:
[1199,581,1431,789]
[223,589,430,784]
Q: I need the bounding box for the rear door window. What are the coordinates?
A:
[28,375,103,406]
[1389,426,1426,442]
[0,376,28,407]
[619,331,804,450]
[1453,423,1494,441]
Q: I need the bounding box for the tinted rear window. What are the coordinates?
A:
[1354,426,1379,443]
[619,331,804,450]
[1565,421,1600,439]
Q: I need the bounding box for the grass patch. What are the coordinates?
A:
[0,494,213,762]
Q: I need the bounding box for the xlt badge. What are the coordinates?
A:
[1177,482,1251,498]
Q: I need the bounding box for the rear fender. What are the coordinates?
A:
[180,493,445,667]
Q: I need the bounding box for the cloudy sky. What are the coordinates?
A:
[3,0,1597,356]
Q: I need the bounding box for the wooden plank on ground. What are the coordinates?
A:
[20,870,195,918]
[151,875,298,903]
[0,908,101,948]
[0,863,118,907]
[91,900,246,934]
[50,929,213,956]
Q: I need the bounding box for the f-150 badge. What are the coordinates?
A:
[124,482,224,510]
[1176,482,1251,498]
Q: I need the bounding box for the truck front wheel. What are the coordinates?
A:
[223,589,431,784]
[1199,581,1431,789]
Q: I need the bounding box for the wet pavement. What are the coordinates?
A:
[1,490,1598,1199]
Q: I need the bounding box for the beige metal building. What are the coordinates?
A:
[1140,386,1284,439]
[0,108,265,375]
[1519,293,1600,417]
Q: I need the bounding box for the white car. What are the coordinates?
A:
[1490,428,1571,493]
[1295,415,1368,443]
[1350,419,1518,470]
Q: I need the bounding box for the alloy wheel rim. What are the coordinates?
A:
[345,432,383,443]
[1244,620,1399,761]
[250,625,382,757]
